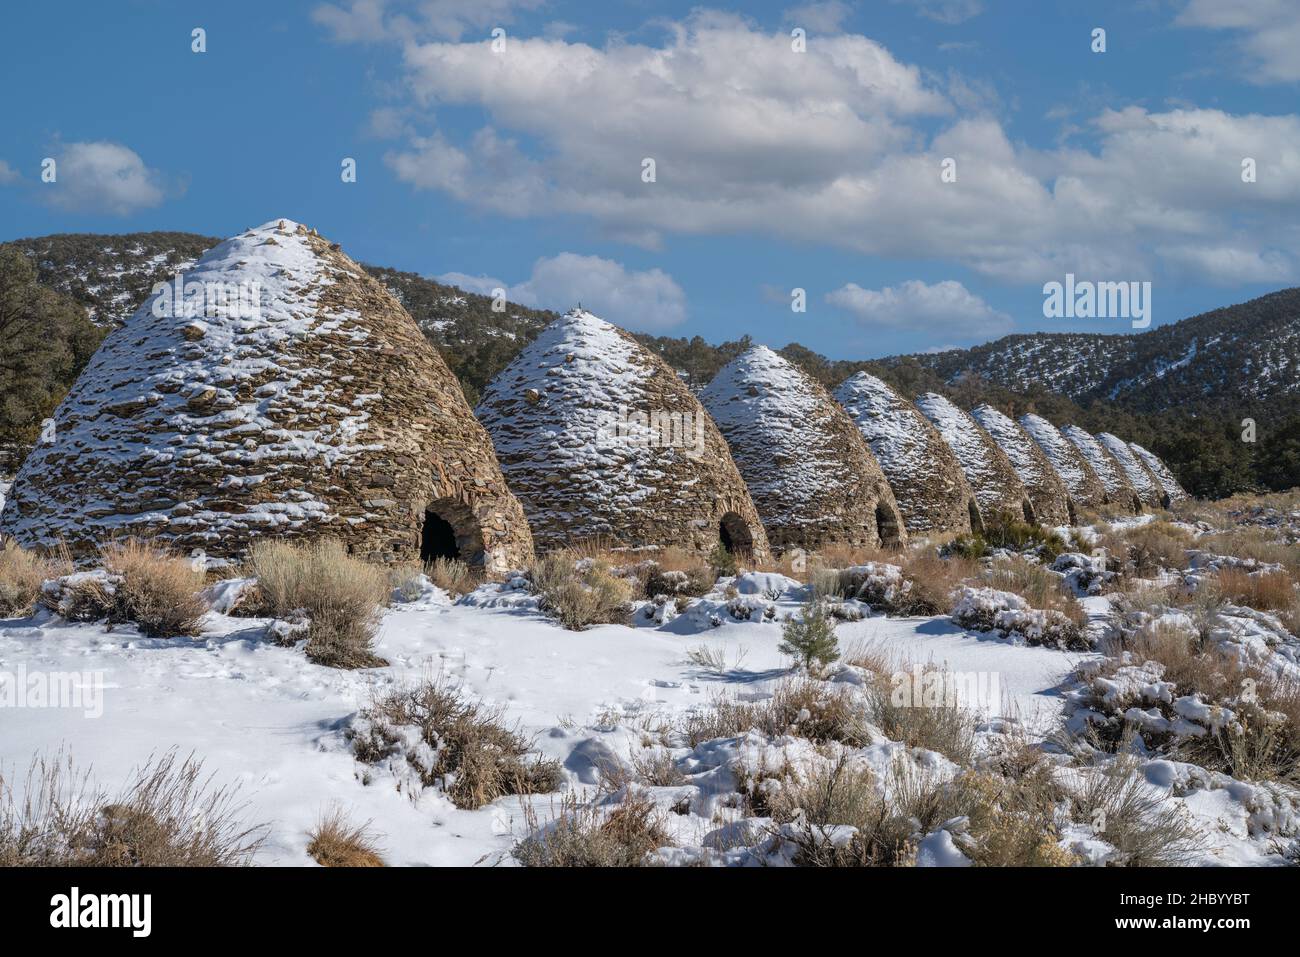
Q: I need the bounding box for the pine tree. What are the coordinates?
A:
[779,601,839,673]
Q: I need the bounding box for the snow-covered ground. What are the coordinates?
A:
[0,570,1090,866]
[3,526,1297,866]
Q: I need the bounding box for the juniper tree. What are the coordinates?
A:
[780,600,839,673]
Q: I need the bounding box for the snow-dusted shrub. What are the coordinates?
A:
[1111,521,1193,575]
[0,538,68,617]
[983,556,1086,629]
[0,750,265,867]
[1051,551,1115,596]
[779,601,840,673]
[951,586,1089,650]
[1067,756,1204,866]
[514,790,671,867]
[243,539,389,668]
[528,552,634,630]
[862,668,979,765]
[682,678,868,748]
[348,678,563,810]
[1065,623,1300,784]
[307,806,385,867]
[40,570,116,622]
[388,562,425,603]
[643,559,715,600]
[101,540,210,638]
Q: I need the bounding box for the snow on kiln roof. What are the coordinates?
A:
[1098,432,1167,509]
[833,372,975,535]
[475,309,770,558]
[1060,425,1142,512]
[1018,413,1108,509]
[1129,442,1187,503]
[0,219,534,569]
[970,404,1073,525]
[914,392,1031,521]
[701,347,902,550]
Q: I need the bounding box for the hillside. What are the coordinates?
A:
[2,230,1297,498]
[894,288,1300,414]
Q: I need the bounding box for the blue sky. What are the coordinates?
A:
[1,0,1297,358]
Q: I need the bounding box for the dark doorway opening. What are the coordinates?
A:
[875,502,902,548]
[421,511,459,563]
[719,512,753,556]
[968,500,984,534]
[1021,499,1037,525]
[1066,498,1078,526]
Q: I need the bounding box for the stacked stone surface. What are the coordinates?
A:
[476,309,771,560]
[834,372,978,535]
[914,393,1036,524]
[970,404,1075,525]
[1129,442,1187,504]
[1060,425,1143,513]
[0,219,534,573]
[1098,432,1169,509]
[701,347,905,552]
[1018,413,1109,510]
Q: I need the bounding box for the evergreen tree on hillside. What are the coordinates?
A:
[0,247,104,460]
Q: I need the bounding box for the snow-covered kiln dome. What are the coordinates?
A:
[1098,432,1169,509]
[1129,442,1187,504]
[1060,426,1142,513]
[0,220,534,573]
[475,310,771,560]
[914,393,1036,525]
[700,347,905,552]
[1018,413,1109,510]
[833,372,978,536]
[971,405,1075,526]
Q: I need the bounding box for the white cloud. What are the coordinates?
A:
[783,1,853,33]
[439,253,688,331]
[42,142,170,216]
[0,160,18,185]
[1177,0,1300,84]
[892,0,984,25]
[358,14,1299,287]
[314,0,543,43]
[826,279,1012,340]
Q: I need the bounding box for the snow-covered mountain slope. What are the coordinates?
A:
[833,372,976,535]
[701,347,903,551]
[892,288,1300,413]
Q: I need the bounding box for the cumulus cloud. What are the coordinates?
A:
[1177,0,1300,84]
[42,142,171,216]
[439,253,687,331]
[0,160,18,185]
[314,0,543,43]
[356,13,1298,287]
[826,279,1012,340]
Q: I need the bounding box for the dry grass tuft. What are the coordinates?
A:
[0,538,69,618]
[243,539,389,668]
[982,556,1086,629]
[425,556,478,596]
[350,678,563,810]
[1069,756,1204,865]
[101,539,209,637]
[307,806,385,867]
[528,552,634,630]
[0,750,265,866]
[682,678,868,748]
[514,790,672,867]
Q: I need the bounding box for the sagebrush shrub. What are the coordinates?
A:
[101,540,209,638]
[528,552,633,630]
